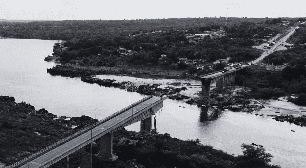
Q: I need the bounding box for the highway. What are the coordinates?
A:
[253,26,298,64]
[201,25,298,79]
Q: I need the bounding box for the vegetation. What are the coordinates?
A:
[288,23,306,44]
[0,18,273,40]
[0,18,288,74]
[51,129,279,168]
[48,20,275,66]
[257,25,306,104]
[0,96,97,165]
[264,25,306,65]
[0,97,70,164]
[235,64,306,105]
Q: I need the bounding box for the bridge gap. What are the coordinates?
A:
[200,70,239,120]
[201,70,238,97]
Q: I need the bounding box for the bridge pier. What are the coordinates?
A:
[200,106,209,122]
[80,132,118,167]
[216,77,224,89]
[224,74,227,85]
[66,156,69,168]
[97,132,118,161]
[230,74,235,84]
[140,116,152,133]
[80,149,91,168]
[201,78,212,97]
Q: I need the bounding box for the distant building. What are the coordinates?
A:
[213,58,229,64]
[178,57,187,61]
[160,54,167,58]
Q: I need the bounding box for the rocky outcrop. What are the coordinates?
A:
[80,76,190,101]
[273,115,306,127]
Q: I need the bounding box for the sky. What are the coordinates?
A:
[0,0,305,20]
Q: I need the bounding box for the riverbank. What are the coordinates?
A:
[46,65,262,107]
[46,64,306,126]
[0,96,280,168]
[45,59,306,128]
[47,64,190,79]
[209,87,306,127]
[255,97,306,127]
[0,96,97,165]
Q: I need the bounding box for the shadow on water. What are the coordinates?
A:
[199,106,209,122]
[199,105,223,122]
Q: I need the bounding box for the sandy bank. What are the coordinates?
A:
[256,97,306,117]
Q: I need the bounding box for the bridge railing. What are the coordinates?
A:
[7,96,154,168]
[38,96,165,168]
[200,70,224,78]
[103,96,165,133]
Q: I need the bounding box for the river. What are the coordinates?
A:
[1,39,305,168]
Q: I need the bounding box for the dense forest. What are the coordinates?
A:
[0,18,286,69]
[0,17,274,40]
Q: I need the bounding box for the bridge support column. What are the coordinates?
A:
[140,116,152,133]
[200,105,209,122]
[80,149,91,168]
[66,156,69,168]
[201,78,212,97]
[97,132,118,161]
[230,74,235,84]
[224,75,229,86]
[216,77,224,89]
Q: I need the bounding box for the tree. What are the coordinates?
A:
[295,93,306,106]
[188,66,197,75]
[235,143,278,168]
[177,61,188,70]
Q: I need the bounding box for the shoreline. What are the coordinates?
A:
[47,64,194,80]
[46,62,306,127]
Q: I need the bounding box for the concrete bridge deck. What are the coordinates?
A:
[7,96,164,168]
[200,65,247,79]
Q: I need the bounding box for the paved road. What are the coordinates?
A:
[253,26,298,64]
[201,65,248,79]
[15,96,163,168]
[201,26,299,80]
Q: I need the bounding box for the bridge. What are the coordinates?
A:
[200,65,248,96]
[199,25,299,97]
[6,96,164,168]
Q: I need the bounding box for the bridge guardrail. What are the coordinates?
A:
[39,96,165,168]
[105,96,165,134]
[200,70,224,78]
[7,96,154,168]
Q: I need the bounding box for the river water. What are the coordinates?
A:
[1,39,306,168]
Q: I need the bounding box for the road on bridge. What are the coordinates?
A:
[15,96,162,168]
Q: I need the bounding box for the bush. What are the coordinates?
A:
[252,87,286,99]
[292,93,306,106]
[235,143,279,168]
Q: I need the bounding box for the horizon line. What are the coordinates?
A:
[1,16,305,22]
